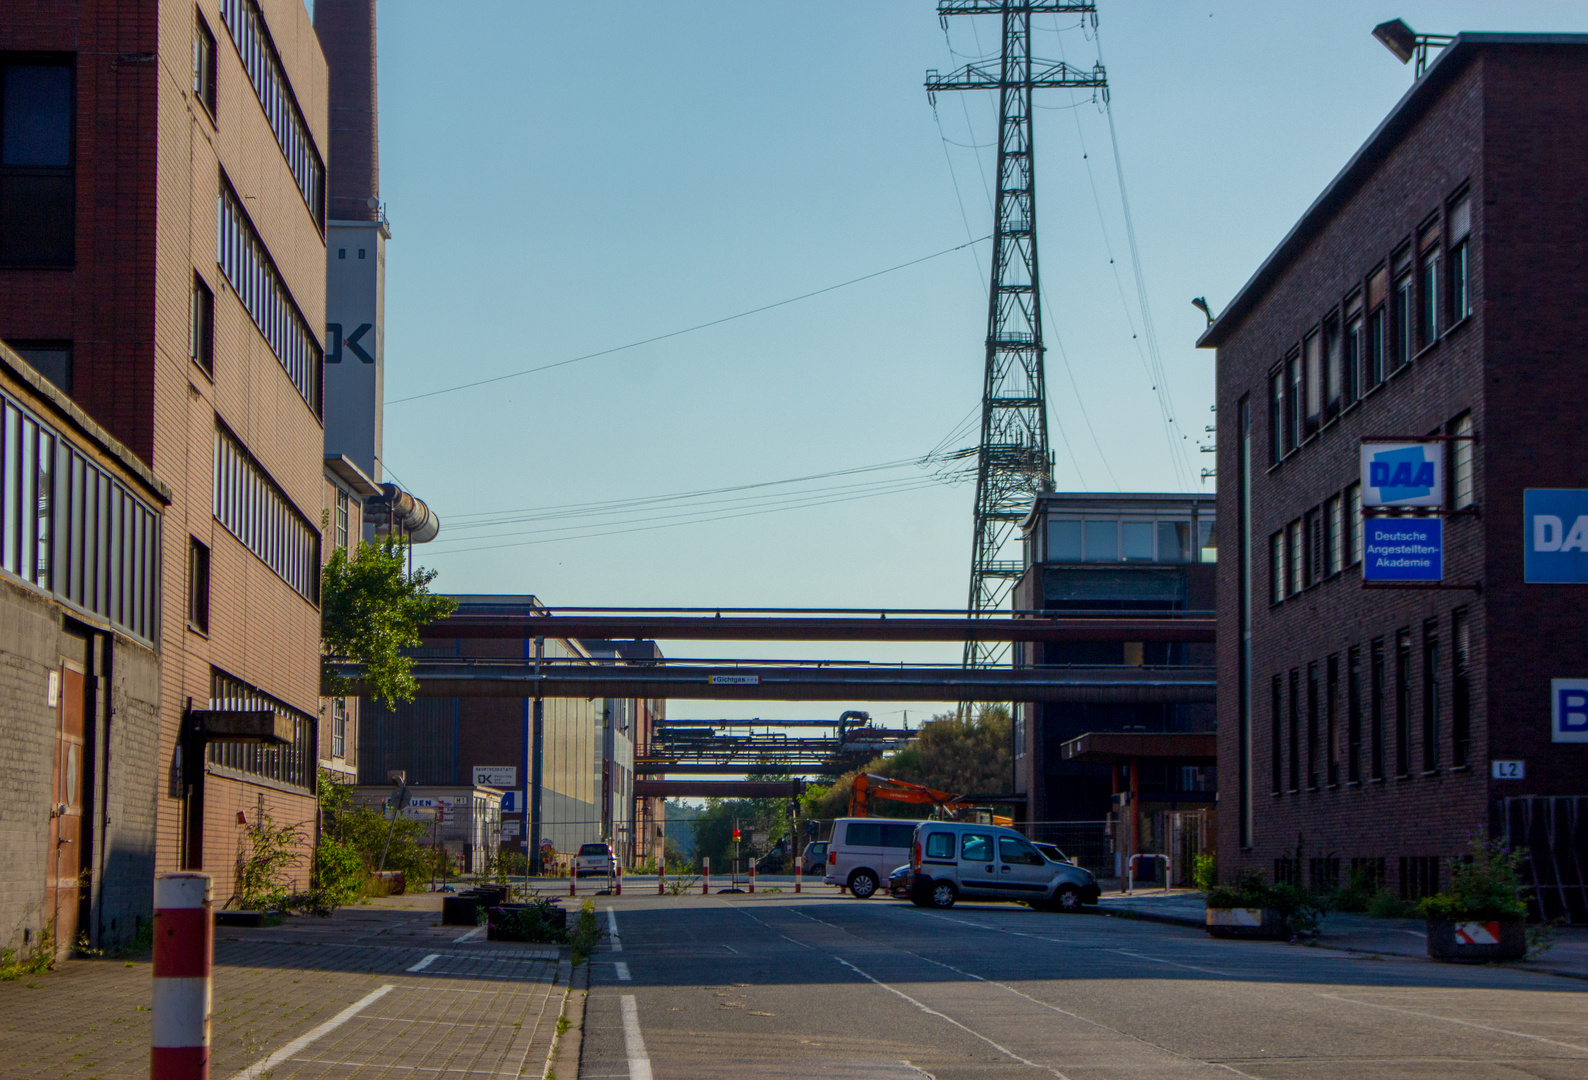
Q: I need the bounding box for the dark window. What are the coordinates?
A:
[1286,350,1302,452]
[1347,483,1363,565]
[193,13,217,117]
[1370,639,1385,780]
[1418,225,1441,349]
[0,58,74,267]
[1303,332,1321,438]
[1288,669,1301,793]
[206,668,315,791]
[882,823,915,849]
[961,833,993,863]
[1452,609,1470,768]
[845,822,881,847]
[1422,620,1440,772]
[1323,316,1342,420]
[1343,298,1362,406]
[1270,531,1284,605]
[1400,856,1441,902]
[1306,662,1319,789]
[1366,267,1387,388]
[191,275,214,374]
[1395,629,1412,776]
[1325,494,1343,577]
[1392,250,1413,369]
[999,836,1041,865]
[1305,507,1322,587]
[1325,655,1339,786]
[1270,675,1283,795]
[1449,193,1471,323]
[8,341,70,394]
[188,537,209,633]
[1268,366,1284,463]
[213,424,320,601]
[1450,412,1475,509]
[1288,520,1303,596]
[1309,857,1340,890]
[335,487,349,551]
[924,831,954,859]
[1347,647,1362,784]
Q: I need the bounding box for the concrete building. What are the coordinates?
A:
[1203,33,1588,919]
[580,639,667,867]
[1013,492,1216,879]
[1,1,332,906]
[0,342,166,956]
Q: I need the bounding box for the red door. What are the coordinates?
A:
[46,666,86,960]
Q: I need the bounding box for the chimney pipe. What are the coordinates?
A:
[314,0,380,222]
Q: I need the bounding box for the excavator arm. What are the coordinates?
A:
[848,773,967,818]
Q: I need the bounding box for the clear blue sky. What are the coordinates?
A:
[364,1,1588,728]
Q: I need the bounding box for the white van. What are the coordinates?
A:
[824,817,918,898]
[908,821,1100,911]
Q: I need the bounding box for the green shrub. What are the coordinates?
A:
[570,900,602,964]
[0,919,56,980]
[232,812,306,911]
[1205,865,1331,938]
[1416,836,1528,922]
[1333,863,1382,913]
[1192,854,1217,893]
[493,899,570,944]
[311,836,366,910]
[1365,889,1417,919]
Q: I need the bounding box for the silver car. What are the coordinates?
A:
[908,822,1100,911]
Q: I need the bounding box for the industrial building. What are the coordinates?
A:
[1204,33,1588,919]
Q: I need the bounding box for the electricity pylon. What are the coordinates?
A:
[927,1,1106,667]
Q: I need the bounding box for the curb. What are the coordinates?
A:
[542,959,588,1080]
[1094,904,1206,929]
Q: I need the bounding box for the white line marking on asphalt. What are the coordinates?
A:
[621,994,653,1080]
[723,944,738,953]
[1113,948,1231,978]
[834,956,1070,1078]
[1319,994,1588,1054]
[615,961,631,980]
[607,906,623,951]
[228,984,395,1080]
[405,953,441,972]
[452,925,486,943]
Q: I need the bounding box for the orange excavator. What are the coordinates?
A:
[848,774,1013,826]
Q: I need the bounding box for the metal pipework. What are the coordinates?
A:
[364,482,440,543]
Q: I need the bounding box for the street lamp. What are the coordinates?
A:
[1372,19,1454,78]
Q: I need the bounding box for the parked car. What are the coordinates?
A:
[1033,842,1069,864]
[754,849,785,874]
[906,822,1100,911]
[888,864,912,899]
[572,842,615,878]
[801,841,829,877]
[824,817,918,899]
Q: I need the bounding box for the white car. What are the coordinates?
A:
[823,818,918,899]
[573,842,615,878]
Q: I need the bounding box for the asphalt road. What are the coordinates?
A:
[577,889,1588,1080]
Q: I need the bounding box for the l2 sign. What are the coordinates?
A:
[1525,490,1588,583]
[1363,518,1443,581]
[1361,442,1443,508]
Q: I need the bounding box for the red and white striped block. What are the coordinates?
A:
[748,862,756,894]
[150,872,213,1080]
[1456,921,1501,946]
[615,862,622,896]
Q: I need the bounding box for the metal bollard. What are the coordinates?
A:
[614,862,622,896]
[658,862,666,895]
[702,857,710,895]
[150,872,213,1080]
[794,862,802,894]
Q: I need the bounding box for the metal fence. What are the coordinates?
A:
[1495,796,1588,924]
[1019,821,1114,878]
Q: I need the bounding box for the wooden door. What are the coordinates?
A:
[46,666,86,959]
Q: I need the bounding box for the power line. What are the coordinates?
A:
[387,236,990,405]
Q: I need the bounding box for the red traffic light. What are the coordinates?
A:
[732,828,741,841]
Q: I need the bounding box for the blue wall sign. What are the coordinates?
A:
[1553,679,1588,743]
[1525,490,1588,583]
[1363,518,1443,581]
[1361,442,1444,508]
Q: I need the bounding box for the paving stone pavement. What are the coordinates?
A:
[0,896,569,1080]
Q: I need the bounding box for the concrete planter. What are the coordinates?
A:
[441,895,481,926]
[1426,917,1526,963]
[1206,906,1288,939]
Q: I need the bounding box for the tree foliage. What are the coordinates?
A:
[321,535,457,708]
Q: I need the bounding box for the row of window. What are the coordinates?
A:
[0,57,74,267]
[0,388,160,641]
[1269,188,1472,465]
[1044,516,1216,565]
[206,667,316,791]
[212,425,319,601]
[1270,610,1472,797]
[218,0,326,226]
[1270,412,1474,605]
[216,183,322,411]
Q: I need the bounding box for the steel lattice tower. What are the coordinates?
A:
[927,1,1106,667]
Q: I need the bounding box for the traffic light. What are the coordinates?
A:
[732,827,741,842]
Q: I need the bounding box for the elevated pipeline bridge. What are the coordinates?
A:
[639,714,915,776]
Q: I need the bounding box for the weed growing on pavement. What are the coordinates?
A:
[570,900,602,964]
[556,1015,570,1036]
[492,899,570,944]
[1,918,57,981]
[1526,918,1564,959]
[666,875,700,896]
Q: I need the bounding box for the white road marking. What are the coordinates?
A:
[607,906,623,951]
[1319,993,1588,1054]
[405,953,440,972]
[227,984,395,1080]
[452,925,486,943]
[722,944,738,953]
[615,961,631,981]
[1112,948,1231,978]
[621,993,653,1080]
[834,956,1070,1078]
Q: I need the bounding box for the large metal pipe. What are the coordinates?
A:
[364,482,440,543]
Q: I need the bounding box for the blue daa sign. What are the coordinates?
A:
[1525,490,1588,583]
[1363,518,1443,581]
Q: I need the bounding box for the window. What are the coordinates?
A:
[1269,365,1285,463]
[882,823,915,849]
[1157,520,1191,563]
[1270,675,1283,794]
[1370,639,1386,781]
[1418,224,1441,349]
[1323,316,1342,419]
[1305,507,1322,587]
[1306,662,1319,789]
[1452,609,1470,769]
[1343,296,1362,407]
[1451,412,1474,509]
[213,424,320,600]
[190,275,214,375]
[1121,521,1154,562]
[0,58,74,267]
[1347,483,1364,565]
[206,668,316,791]
[845,822,881,847]
[999,836,1041,865]
[219,0,325,224]
[1286,350,1302,452]
[1325,494,1343,576]
[217,182,322,412]
[961,833,993,863]
[1048,519,1081,561]
[1303,332,1322,438]
[1083,520,1117,562]
[1422,620,1440,773]
[193,12,217,117]
[1288,669,1301,792]
[924,832,955,860]
[1395,629,1412,776]
[9,342,71,394]
[335,488,349,552]
[1366,267,1387,389]
[1348,648,1363,784]
[188,537,209,633]
[1448,193,1471,323]
[1287,520,1303,596]
[1400,856,1441,903]
[1271,531,1285,605]
[1392,249,1413,370]
[1325,655,1339,786]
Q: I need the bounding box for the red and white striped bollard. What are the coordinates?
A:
[614,861,622,896]
[702,857,710,895]
[795,861,802,893]
[748,861,756,894]
[150,872,212,1080]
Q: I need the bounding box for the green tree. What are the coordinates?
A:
[321,535,457,708]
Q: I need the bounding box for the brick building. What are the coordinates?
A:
[1,1,332,904]
[1203,33,1588,917]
